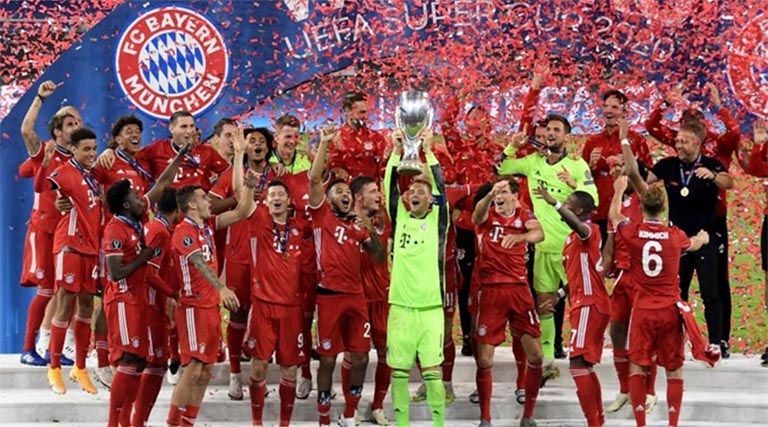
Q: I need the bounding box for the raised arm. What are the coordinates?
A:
[422,129,445,197]
[536,182,591,239]
[21,81,58,156]
[608,176,629,227]
[645,87,681,149]
[309,124,338,208]
[384,130,404,222]
[472,180,506,225]
[216,137,255,230]
[618,119,649,195]
[145,142,190,205]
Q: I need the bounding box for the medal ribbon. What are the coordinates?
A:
[55,144,73,157]
[116,148,155,185]
[172,142,199,168]
[272,218,291,254]
[116,214,145,248]
[185,217,213,250]
[678,154,702,189]
[70,158,100,197]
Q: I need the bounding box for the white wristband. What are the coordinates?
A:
[554,201,563,210]
[557,288,567,298]
[620,138,631,146]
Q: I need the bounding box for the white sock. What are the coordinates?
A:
[36,328,51,355]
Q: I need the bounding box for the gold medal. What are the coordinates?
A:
[680,187,689,197]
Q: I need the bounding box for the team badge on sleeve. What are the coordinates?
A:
[111,240,123,250]
[182,236,194,247]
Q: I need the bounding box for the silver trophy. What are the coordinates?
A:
[395,91,434,175]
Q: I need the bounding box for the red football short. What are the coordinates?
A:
[175,305,222,366]
[610,270,635,323]
[569,305,610,365]
[300,271,317,315]
[246,299,305,366]
[55,251,98,294]
[627,306,685,370]
[222,260,252,311]
[316,292,370,356]
[106,300,149,363]
[20,225,37,287]
[475,284,541,345]
[146,310,170,366]
[367,300,389,350]
[467,274,481,316]
[28,229,55,289]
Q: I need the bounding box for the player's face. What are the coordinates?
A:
[356,182,381,213]
[545,120,567,151]
[563,194,581,216]
[266,185,290,217]
[217,123,236,160]
[680,109,703,126]
[602,96,624,126]
[329,182,353,215]
[117,124,142,155]
[493,185,518,214]
[675,130,701,162]
[534,125,547,142]
[169,116,196,146]
[57,116,80,144]
[407,182,432,216]
[125,188,145,219]
[276,125,300,157]
[192,189,212,220]
[347,100,368,128]
[466,108,490,139]
[73,138,98,169]
[248,131,268,162]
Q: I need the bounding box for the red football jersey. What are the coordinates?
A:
[145,216,174,313]
[611,192,644,271]
[103,215,148,305]
[136,139,228,191]
[309,199,370,294]
[31,144,72,234]
[562,223,610,313]
[210,166,274,265]
[249,206,312,305]
[328,124,388,179]
[173,217,219,308]
[46,159,104,255]
[282,171,311,213]
[617,220,691,309]
[475,208,537,285]
[98,151,153,197]
[361,214,391,302]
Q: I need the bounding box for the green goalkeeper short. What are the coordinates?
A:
[386,304,444,370]
[533,250,568,294]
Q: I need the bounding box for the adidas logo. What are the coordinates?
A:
[634,405,645,412]
[669,406,677,413]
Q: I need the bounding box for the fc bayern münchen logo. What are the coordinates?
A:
[114,6,230,120]
[727,14,768,119]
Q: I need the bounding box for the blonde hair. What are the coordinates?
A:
[641,184,666,217]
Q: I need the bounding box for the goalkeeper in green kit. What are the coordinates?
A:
[384,128,449,427]
[499,115,598,383]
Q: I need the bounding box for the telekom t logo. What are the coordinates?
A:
[283,0,345,22]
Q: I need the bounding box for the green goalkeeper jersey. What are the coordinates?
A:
[384,152,449,309]
[499,145,598,253]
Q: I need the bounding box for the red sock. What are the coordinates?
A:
[301,314,313,380]
[613,349,630,394]
[167,404,182,427]
[512,336,527,390]
[227,321,246,374]
[442,339,455,382]
[372,356,391,410]
[73,315,91,369]
[318,392,332,425]
[109,365,132,427]
[523,362,542,418]
[249,378,267,426]
[590,369,605,426]
[341,358,352,401]
[628,372,647,426]
[476,367,493,422]
[131,364,166,427]
[279,377,297,426]
[181,405,199,427]
[646,362,657,395]
[48,318,68,369]
[169,326,180,361]
[343,385,363,418]
[23,292,51,352]
[667,378,683,427]
[570,367,600,426]
[117,364,142,427]
[95,333,109,368]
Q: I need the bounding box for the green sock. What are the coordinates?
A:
[540,314,555,360]
[391,370,411,426]
[423,370,445,427]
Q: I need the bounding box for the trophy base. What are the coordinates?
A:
[397,160,424,176]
